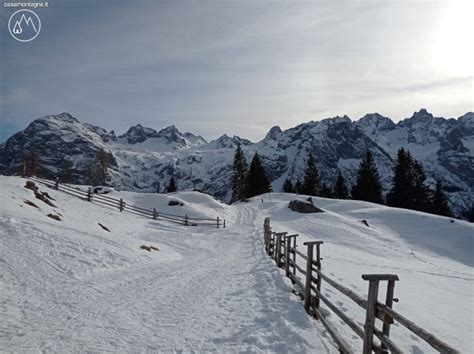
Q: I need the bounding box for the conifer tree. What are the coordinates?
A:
[166,177,177,193]
[283,177,294,193]
[387,147,413,208]
[294,180,302,194]
[411,160,431,212]
[467,206,474,223]
[231,143,248,201]
[387,147,432,212]
[431,180,452,217]
[351,150,383,204]
[333,170,349,199]
[244,153,272,198]
[320,183,333,198]
[301,153,321,196]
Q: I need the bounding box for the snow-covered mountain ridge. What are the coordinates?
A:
[0,110,472,214]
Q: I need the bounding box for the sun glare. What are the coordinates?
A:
[432,0,473,77]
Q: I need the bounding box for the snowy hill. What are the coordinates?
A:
[0,110,472,215]
[1,176,472,352]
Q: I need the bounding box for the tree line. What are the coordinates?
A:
[231,144,470,220]
[19,145,474,221]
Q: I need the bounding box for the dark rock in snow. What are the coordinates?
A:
[288,200,324,213]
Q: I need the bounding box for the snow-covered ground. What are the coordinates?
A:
[1,176,472,352]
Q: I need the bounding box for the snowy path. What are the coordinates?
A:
[1,200,333,352]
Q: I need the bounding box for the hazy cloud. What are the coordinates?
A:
[1,0,472,143]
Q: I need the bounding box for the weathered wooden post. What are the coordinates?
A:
[54,177,59,190]
[314,242,323,312]
[362,274,399,354]
[185,214,189,226]
[275,233,283,267]
[381,278,399,353]
[217,216,220,229]
[153,208,157,220]
[284,234,298,277]
[223,219,226,228]
[87,188,92,202]
[119,198,124,212]
[303,241,323,313]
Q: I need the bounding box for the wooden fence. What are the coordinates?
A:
[29,176,225,228]
[263,217,459,353]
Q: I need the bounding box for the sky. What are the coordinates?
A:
[0,0,472,143]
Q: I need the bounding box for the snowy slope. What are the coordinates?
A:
[0,176,334,352]
[249,193,473,352]
[1,176,472,352]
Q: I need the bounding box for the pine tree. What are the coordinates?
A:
[231,143,248,201]
[387,147,413,208]
[294,180,302,194]
[23,150,43,177]
[411,160,431,212]
[333,170,349,199]
[387,147,431,212]
[431,180,452,217]
[59,159,73,183]
[351,150,383,204]
[244,153,272,198]
[320,183,333,198]
[283,177,294,193]
[467,206,474,223]
[301,153,321,196]
[166,177,177,193]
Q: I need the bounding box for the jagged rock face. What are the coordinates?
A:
[0,113,116,182]
[0,110,472,214]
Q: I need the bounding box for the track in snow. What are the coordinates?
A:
[1,204,334,352]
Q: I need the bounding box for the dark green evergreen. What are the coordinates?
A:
[244,153,272,198]
[283,177,294,193]
[351,150,383,204]
[320,183,333,198]
[411,160,432,212]
[231,143,248,201]
[387,147,432,212]
[467,206,474,223]
[333,170,349,199]
[431,180,452,217]
[166,177,177,193]
[386,147,413,208]
[294,180,302,194]
[301,153,321,196]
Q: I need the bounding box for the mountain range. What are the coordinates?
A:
[0,109,472,215]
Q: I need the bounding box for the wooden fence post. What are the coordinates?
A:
[217,216,220,229]
[119,198,124,212]
[87,188,92,202]
[54,177,59,190]
[381,279,399,353]
[315,242,323,313]
[153,208,157,220]
[275,233,283,267]
[302,241,323,313]
[284,234,298,277]
[185,214,189,226]
[223,219,226,228]
[362,274,399,354]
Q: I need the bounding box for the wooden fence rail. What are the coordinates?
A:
[29,176,225,228]
[263,217,459,354]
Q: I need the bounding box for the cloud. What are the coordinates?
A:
[0,0,472,141]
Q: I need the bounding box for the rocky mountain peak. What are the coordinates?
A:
[264,126,282,140]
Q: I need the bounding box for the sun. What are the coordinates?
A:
[431,0,473,77]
